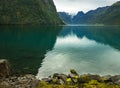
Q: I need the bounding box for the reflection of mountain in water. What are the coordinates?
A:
[59,26,120,50]
[0,26,61,74]
[37,26,120,79]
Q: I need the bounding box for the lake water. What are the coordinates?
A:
[0,25,120,78]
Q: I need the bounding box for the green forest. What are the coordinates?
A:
[0,0,63,25]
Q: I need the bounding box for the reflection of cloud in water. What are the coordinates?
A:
[36,35,120,79]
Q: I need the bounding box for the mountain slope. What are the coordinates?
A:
[58,7,109,24]
[58,12,73,24]
[72,11,84,24]
[98,1,120,24]
[0,0,63,25]
[58,1,120,25]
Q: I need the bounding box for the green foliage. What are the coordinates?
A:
[84,80,120,88]
[38,81,78,88]
[38,80,120,88]
[80,75,90,83]
[88,80,100,85]
[0,0,63,25]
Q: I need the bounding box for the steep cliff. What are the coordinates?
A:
[0,0,63,25]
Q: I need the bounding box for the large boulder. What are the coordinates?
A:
[0,59,10,78]
[105,75,120,85]
[78,74,102,83]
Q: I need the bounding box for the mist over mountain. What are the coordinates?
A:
[58,12,72,24]
[58,1,120,25]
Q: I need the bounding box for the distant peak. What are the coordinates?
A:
[77,11,84,14]
[76,11,84,15]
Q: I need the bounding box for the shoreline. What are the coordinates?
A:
[1,70,120,88]
[1,59,120,88]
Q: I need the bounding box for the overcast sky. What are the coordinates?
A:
[53,0,119,13]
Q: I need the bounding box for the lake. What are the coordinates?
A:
[0,25,120,79]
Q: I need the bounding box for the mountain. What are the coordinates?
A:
[58,1,120,25]
[75,6,109,24]
[58,12,73,24]
[72,11,84,24]
[58,6,109,24]
[0,0,63,25]
[98,1,120,25]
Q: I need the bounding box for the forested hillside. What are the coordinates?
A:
[0,0,63,25]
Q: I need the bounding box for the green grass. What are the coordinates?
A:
[38,80,120,88]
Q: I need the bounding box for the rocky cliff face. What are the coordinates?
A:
[0,0,63,25]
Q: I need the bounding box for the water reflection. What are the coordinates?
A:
[37,26,120,79]
[59,26,120,50]
[0,26,61,74]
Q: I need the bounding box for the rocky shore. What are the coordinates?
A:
[0,74,39,88]
[1,59,120,88]
[38,69,120,88]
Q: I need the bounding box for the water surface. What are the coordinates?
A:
[36,26,120,78]
[0,25,120,77]
[0,26,61,74]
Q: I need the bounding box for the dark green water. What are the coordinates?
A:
[0,26,61,74]
[0,25,120,78]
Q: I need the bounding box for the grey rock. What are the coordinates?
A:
[53,73,68,83]
[68,73,77,78]
[0,59,11,78]
[58,79,65,85]
[87,74,102,82]
[78,74,102,83]
[41,77,52,83]
[0,74,40,88]
[106,75,120,84]
[70,69,78,75]
[115,80,120,85]
[109,75,120,82]
[68,69,80,83]
[102,75,112,80]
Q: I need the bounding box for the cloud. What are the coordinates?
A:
[53,0,119,13]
